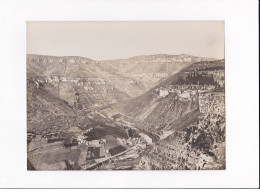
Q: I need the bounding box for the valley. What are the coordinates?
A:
[27,54,225,170]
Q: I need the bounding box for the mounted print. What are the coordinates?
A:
[27,21,225,170]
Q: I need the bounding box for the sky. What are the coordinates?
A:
[27,21,225,60]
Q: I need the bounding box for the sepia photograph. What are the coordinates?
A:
[26,21,225,171]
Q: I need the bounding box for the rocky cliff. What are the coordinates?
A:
[119,59,224,132]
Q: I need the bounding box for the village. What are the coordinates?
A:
[155,66,224,102]
[27,118,156,170]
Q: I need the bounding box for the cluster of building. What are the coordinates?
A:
[116,134,150,148]
[156,82,216,100]
[86,144,106,160]
[157,86,200,101]
[155,69,224,103]
[138,133,153,144]
[117,137,137,147]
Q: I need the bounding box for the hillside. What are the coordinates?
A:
[27,55,132,110]
[27,55,222,133]
[27,54,216,107]
[27,78,76,133]
[119,59,225,132]
[121,59,225,170]
[27,54,225,170]
[102,54,216,92]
